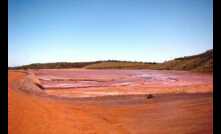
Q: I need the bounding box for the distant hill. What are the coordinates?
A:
[9,61,102,69]
[155,49,213,72]
[84,49,213,72]
[84,61,157,69]
[9,49,213,73]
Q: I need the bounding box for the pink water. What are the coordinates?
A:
[32,69,213,89]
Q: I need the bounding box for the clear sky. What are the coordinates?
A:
[9,0,213,67]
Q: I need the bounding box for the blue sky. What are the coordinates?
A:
[9,0,213,67]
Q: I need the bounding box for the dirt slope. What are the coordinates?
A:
[8,71,213,134]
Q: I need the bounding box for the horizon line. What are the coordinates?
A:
[8,48,213,68]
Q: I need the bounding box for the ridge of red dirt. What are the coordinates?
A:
[8,70,213,134]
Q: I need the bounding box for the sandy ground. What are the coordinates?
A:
[8,70,213,134]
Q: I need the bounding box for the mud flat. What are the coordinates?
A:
[8,70,213,134]
[32,69,212,98]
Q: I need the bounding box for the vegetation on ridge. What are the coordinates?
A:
[9,49,213,73]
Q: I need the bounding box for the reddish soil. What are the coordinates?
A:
[8,70,213,134]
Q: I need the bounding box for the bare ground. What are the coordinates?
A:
[8,70,213,134]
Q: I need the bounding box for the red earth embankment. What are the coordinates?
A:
[8,70,213,134]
